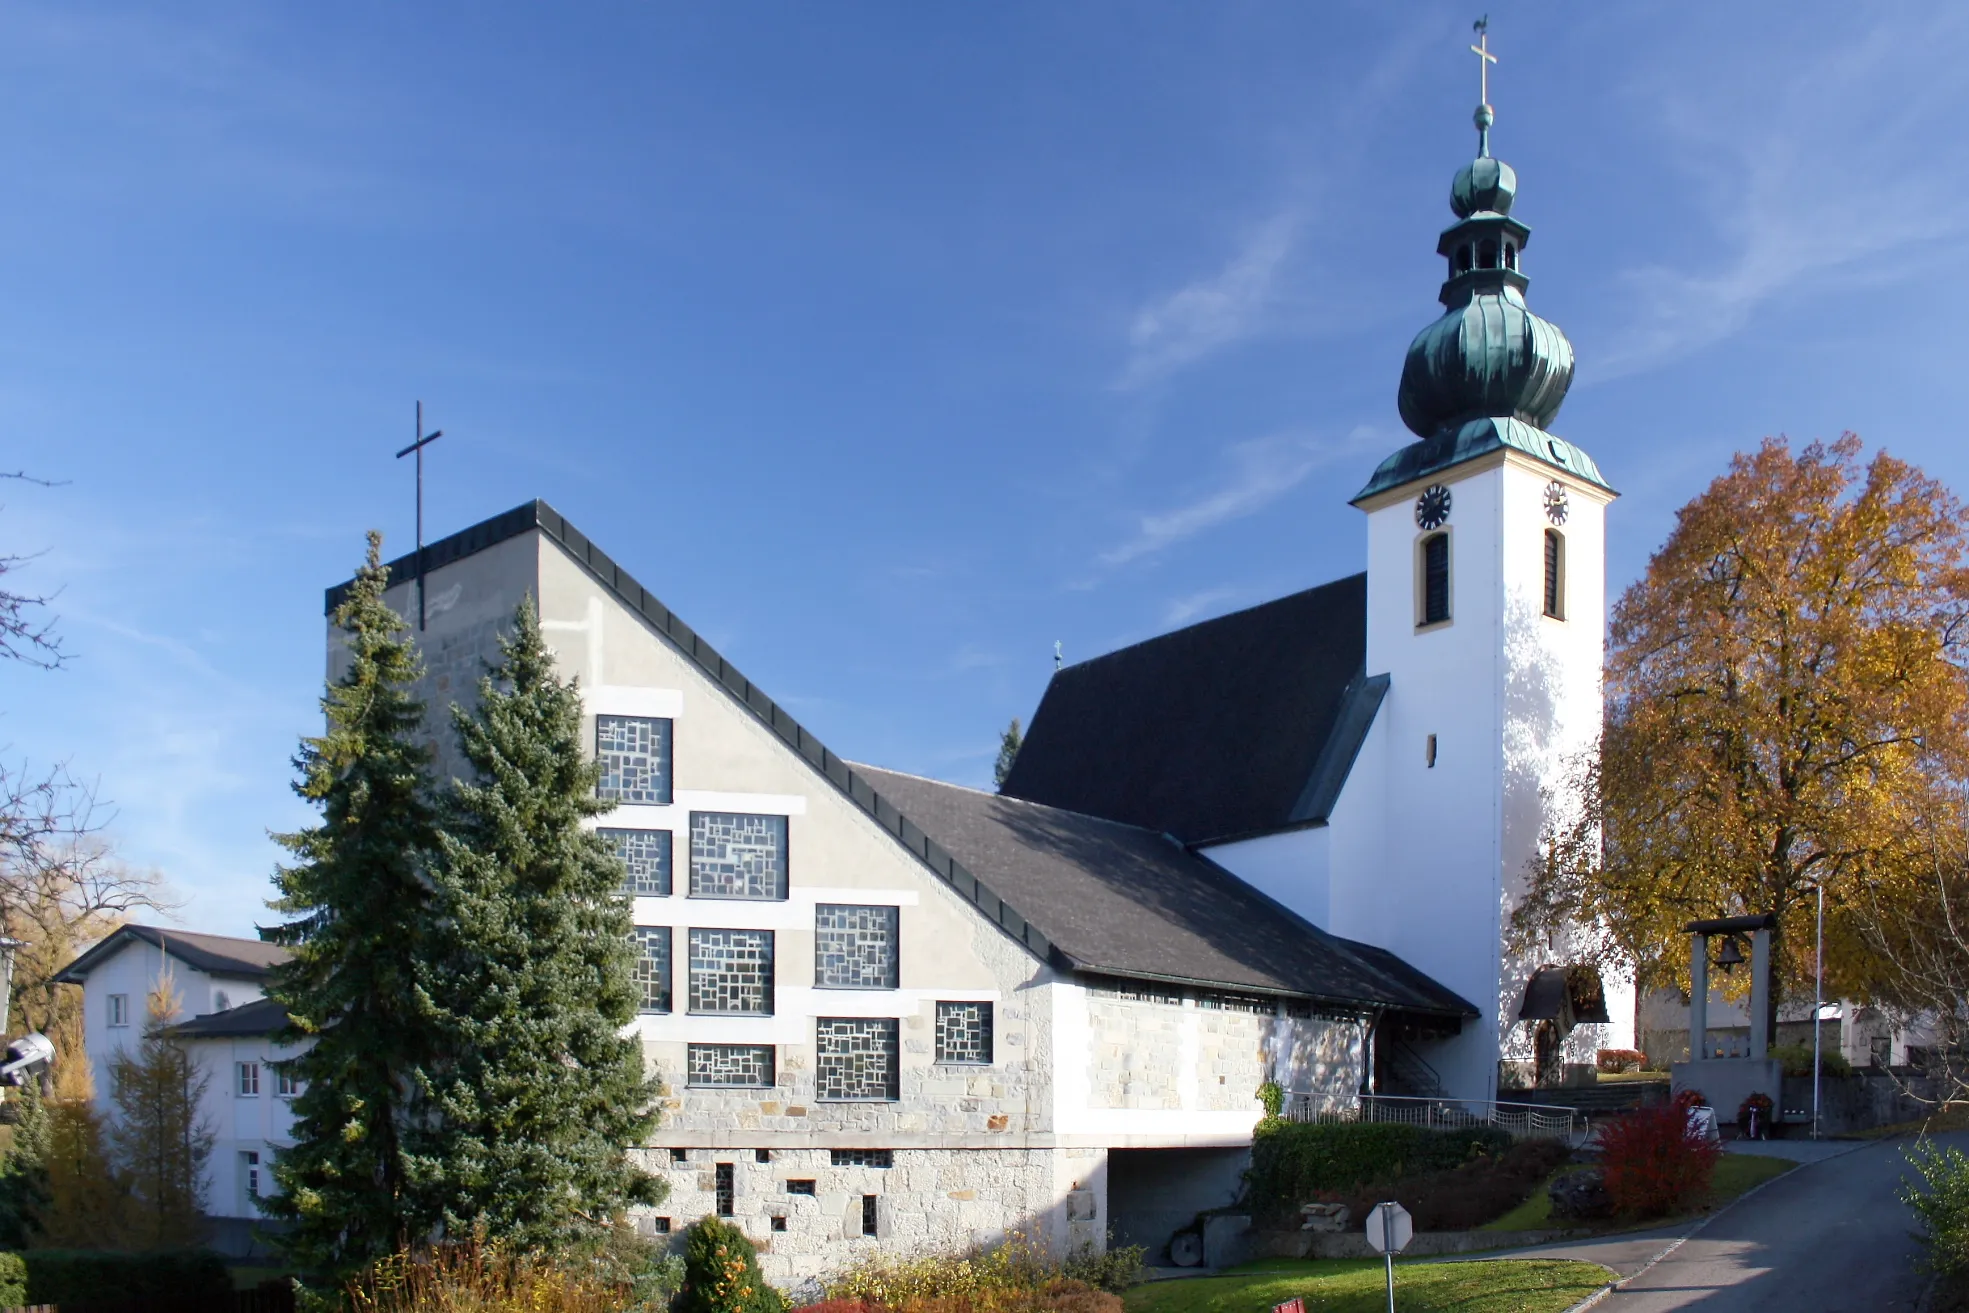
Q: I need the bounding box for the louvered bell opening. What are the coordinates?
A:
[1423,533,1450,625]
[1543,529,1563,619]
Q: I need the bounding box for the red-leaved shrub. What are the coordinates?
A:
[1596,1048,1645,1074]
[1598,1105,1722,1217]
[794,1304,880,1313]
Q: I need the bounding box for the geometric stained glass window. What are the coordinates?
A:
[689,812,788,900]
[815,1017,900,1102]
[631,926,672,1014]
[815,904,899,989]
[934,1001,993,1065]
[597,715,673,805]
[687,928,775,1015]
[687,1043,775,1088]
[602,828,673,896]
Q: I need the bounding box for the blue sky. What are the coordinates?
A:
[4,2,1966,937]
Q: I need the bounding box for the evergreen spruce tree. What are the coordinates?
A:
[106,973,214,1247]
[408,596,662,1247]
[264,532,442,1274]
[993,717,1023,790]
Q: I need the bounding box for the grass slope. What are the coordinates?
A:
[1125,1258,1607,1313]
[1481,1150,1796,1233]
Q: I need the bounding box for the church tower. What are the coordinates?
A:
[1337,41,1621,1100]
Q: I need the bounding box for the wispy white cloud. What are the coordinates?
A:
[1596,13,1969,379]
[1099,425,1380,567]
[1115,213,1299,390]
[1162,587,1240,626]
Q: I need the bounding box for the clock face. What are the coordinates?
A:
[1544,481,1570,525]
[1415,484,1452,531]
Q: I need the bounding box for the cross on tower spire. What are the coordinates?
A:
[1469,16,1498,157]
[395,401,443,631]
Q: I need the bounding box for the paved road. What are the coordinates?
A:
[1497,1135,1947,1310]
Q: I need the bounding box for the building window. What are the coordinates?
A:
[816,1019,900,1102]
[687,1044,775,1088]
[275,1068,303,1098]
[1196,990,1278,1014]
[830,1149,893,1168]
[107,994,129,1028]
[715,1162,735,1217]
[1543,530,1565,619]
[815,905,899,989]
[669,1148,689,1164]
[688,929,774,1015]
[237,1062,261,1097]
[631,927,672,1014]
[597,715,672,805]
[603,828,673,897]
[787,1179,817,1195]
[861,1195,879,1237]
[690,813,788,900]
[935,1002,993,1065]
[1419,532,1450,626]
[241,1150,260,1199]
[652,1217,672,1234]
[771,1215,787,1232]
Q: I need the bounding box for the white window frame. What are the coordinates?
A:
[237,1061,261,1097]
[241,1149,261,1202]
[275,1067,303,1098]
[107,993,130,1028]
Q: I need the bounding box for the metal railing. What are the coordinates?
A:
[1284,1091,1586,1144]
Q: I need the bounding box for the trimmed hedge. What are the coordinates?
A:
[21,1248,233,1305]
[1247,1120,1513,1225]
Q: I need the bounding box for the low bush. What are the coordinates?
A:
[1905,1140,1969,1278]
[22,1248,232,1306]
[679,1216,786,1313]
[1596,1049,1645,1074]
[343,1239,637,1313]
[1246,1119,1512,1224]
[0,1252,24,1307]
[1598,1106,1723,1218]
[1771,1042,1852,1078]
[825,1231,1140,1309]
[1335,1138,1573,1231]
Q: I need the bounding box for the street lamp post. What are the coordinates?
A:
[1813,881,1825,1140]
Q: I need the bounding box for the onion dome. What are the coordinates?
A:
[1354,80,1611,506]
[1395,102,1573,442]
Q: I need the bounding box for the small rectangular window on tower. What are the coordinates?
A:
[861,1194,879,1237]
[1420,532,1451,626]
[1543,530,1565,619]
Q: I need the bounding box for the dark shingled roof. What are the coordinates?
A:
[168,996,288,1039]
[854,765,1475,1018]
[54,925,291,986]
[1000,574,1374,844]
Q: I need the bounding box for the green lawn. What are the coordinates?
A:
[1481,1150,1795,1233]
[1126,1258,1607,1313]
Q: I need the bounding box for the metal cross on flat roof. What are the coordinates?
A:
[395,401,443,630]
[1470,16,1497,107]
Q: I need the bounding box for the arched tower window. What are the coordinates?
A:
[1543,530,1565,620]
[1456,244,1474,274]
[1504,242,1518,271]
[1419,532,1451,626]
[1478,239,1498,268]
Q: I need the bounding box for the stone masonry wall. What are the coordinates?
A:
[650,1147,1068,1290]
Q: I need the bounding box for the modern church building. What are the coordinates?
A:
[63,68,1630,1282]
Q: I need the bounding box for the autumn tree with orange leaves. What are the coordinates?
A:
[1515,435,1969,1031]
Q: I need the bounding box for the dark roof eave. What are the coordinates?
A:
[1069,962,1463,1020]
